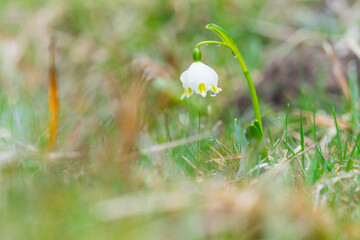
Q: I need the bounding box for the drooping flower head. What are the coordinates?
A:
[180,48,221,100]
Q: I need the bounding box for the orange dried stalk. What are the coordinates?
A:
[48,37,59,151]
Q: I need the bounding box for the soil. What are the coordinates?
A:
[237,46,360,110]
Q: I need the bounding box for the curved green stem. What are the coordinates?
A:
[204,24,263,135]
[196,41,231,49]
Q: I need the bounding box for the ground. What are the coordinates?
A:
[0,0,360,239]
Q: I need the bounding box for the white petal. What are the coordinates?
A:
[180,89,186,100]
[179,61,220,98]
[180,70,188,84]
[187,62,218,91]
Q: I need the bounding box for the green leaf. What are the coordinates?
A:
[246,119,263,142]
[205,24,237,51]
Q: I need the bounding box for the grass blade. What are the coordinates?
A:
[48,37,59,151]
[300,110,305,170]
[331,102,343,164]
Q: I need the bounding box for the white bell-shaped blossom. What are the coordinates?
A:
[180,62,222,100]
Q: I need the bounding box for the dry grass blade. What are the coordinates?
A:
[48,37,59,151]
[0,151,16,169]
[210,146,225,166]
[285,143,317,164]
[314,170,360,207]
[347,36,360,59]
[323,41,350,103]
[94,191,192,221]
[182,156,204,176]
[47,151,82,161]
[209,153,246,163]
[300,110,350,130]
[139,121,222,155]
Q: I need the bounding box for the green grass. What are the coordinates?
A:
[0,0,360,239]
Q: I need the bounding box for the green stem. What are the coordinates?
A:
[203,24,263,135]
[243,70,262,133]
[196,41,231,49]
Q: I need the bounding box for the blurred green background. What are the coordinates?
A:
[0,0,360,239]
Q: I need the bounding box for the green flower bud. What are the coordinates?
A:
[192,48,201,62]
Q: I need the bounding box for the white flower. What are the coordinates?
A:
[180,62,222,100]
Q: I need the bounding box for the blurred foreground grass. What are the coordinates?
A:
[0,0,360,239]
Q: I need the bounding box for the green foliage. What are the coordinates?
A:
[0,0,359,239]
